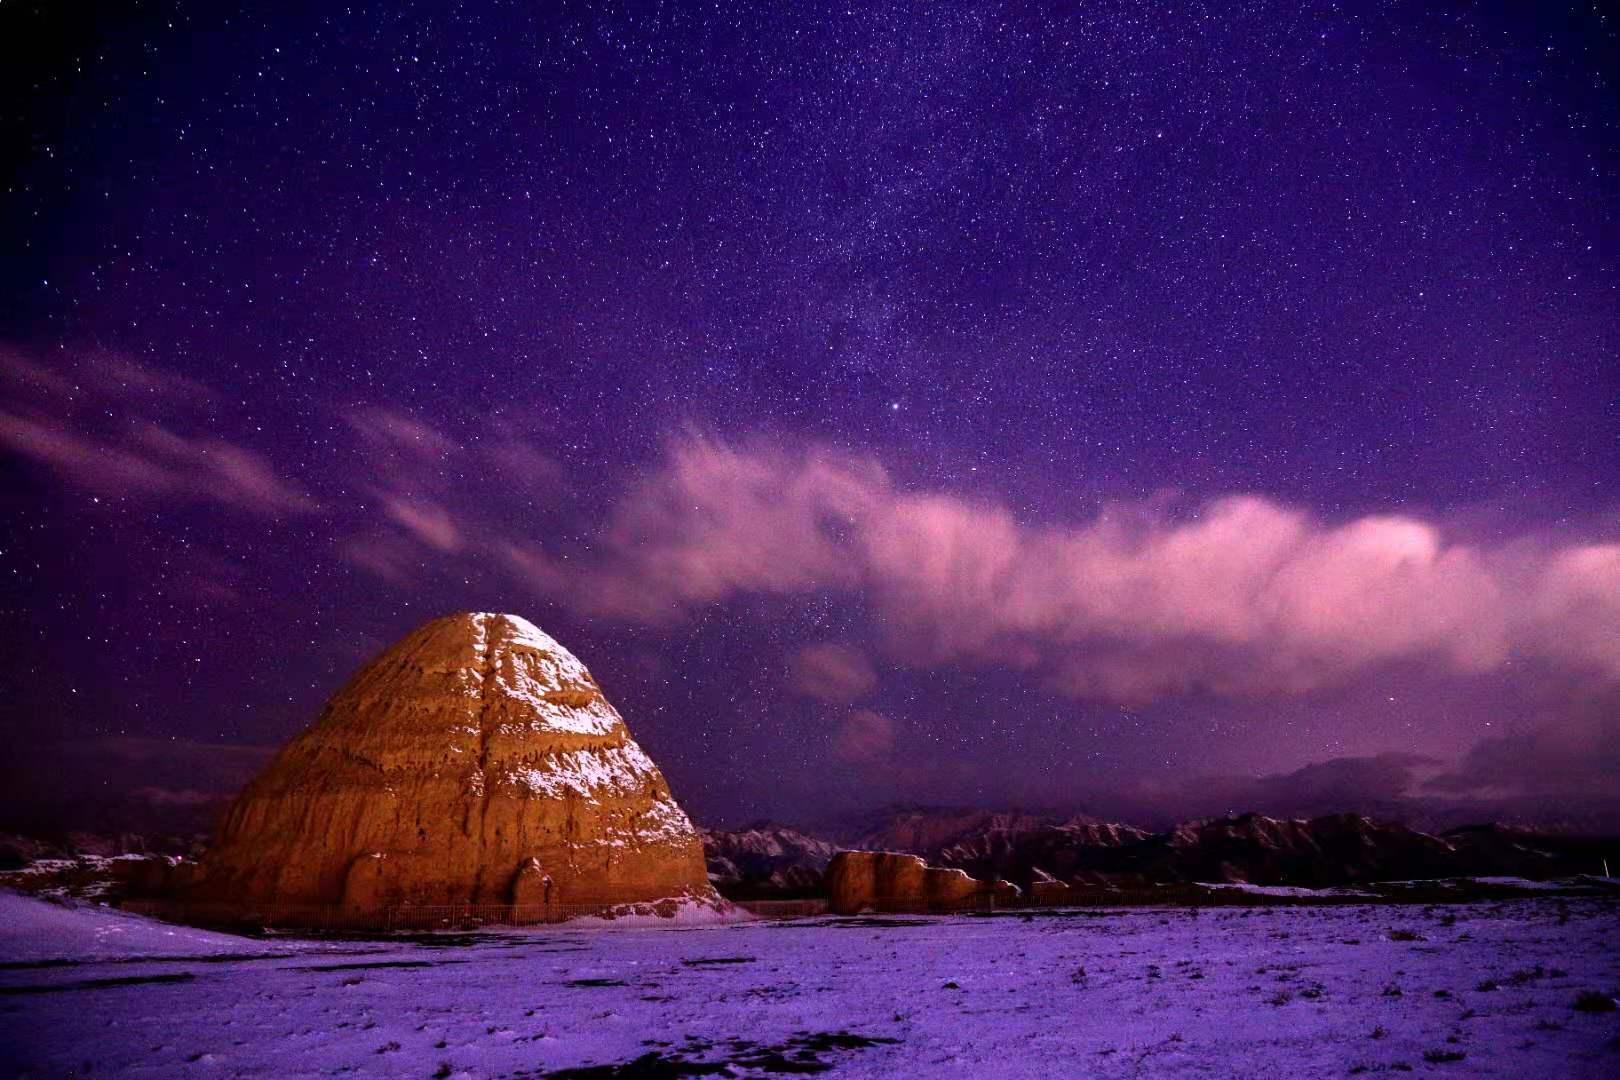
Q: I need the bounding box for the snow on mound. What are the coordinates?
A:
[561,892,755,930]
[1201,883,1374,898]
[1467,876,1570,891]
[1370,876,1589,894]
[0,890,278,962]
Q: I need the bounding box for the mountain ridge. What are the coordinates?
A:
[701,806,1617,899]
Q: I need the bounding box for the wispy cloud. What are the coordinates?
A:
[9,348,1615,792]
[790,642,878,703]
[1426,685,1620,799]
[0,346,316,515]
[378,493,463,552]
[347,407,459,461]
[339,406,564,577]
[832,708,896,765]
[506,435,1620,705]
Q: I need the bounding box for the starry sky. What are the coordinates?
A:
[2,1,1618,833]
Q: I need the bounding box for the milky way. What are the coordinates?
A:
[1,2,1616,828]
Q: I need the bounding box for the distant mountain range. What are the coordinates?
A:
[701,805,1617,899]
[7,802,1615,905]
[699,824,840,900]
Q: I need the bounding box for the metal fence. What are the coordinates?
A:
[120,899,366,930]
[378,902,672,930]
[120,896,832,932]
[119,883,1338,932]
[847,883,1292,915]
[732,898,828,919]
[119,899,620,931]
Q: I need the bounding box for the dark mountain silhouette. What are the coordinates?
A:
[702,806,1616,899]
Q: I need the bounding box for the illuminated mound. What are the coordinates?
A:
[198,613,712,916]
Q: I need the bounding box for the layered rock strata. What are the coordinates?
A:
[196,613,711,918]
[825,850,1010,914]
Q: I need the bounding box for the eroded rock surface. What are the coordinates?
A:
[195,613,711,916]
[824,850,1003,914]
[702,823,838,899]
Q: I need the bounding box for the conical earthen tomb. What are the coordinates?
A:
[197,613,712,917]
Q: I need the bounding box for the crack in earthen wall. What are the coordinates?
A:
[470,614,501,899]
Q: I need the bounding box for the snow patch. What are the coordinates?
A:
[1201,883,1374,898]
[0,890,293,963]
[509,742,658,799]
[1467,876,1571,891]
[5,897,1616,1076]
[471,612,622,735]
[562,893,752,929]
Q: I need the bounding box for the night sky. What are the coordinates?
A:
[2,1,1617,832]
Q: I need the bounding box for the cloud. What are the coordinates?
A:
[485,437,564,487]
[861,494,1517,701]
[518,435,1620,706]
[1231,753,1440,814]
[127,786,235,808]
[378,494,463,552]
[790,643,878,703]
[1426,686,1620,799]
[1058,742,1620,832]
[347,406,459,460]
[833,708,895,764]
[1522,545,1620,680]
[0,346,212,406]
[338,535,421,583]
[0,347,315,515]
[135,426,317,515]
[0,409,176,494]
[340,407,564,577]
[0,737,277,835]
[508,437,880,620]
[0,377,574,560]
[494,539,569,593]
[0,411,315,515]
[1067,752,1440,827]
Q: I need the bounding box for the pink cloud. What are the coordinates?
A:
[0,409,177,494]
[0,410,314,516]
[530,437,880,619]
[0,348,79,398]
[0,345,213,406]
[493,540,568,593]
[0,348,316,516]
[337,535,421,583]
[527,436,1620,705]
[133,426,317,515]
[484,437,564,487]
[341,410,566,575]
[347,407,458,459]
[833,708,896,764]
[84,353,213,404]
[378,494,463,553]
[790,643,878,703]
[1524,544,1620,679]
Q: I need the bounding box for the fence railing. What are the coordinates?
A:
[383,903,603,929]
[121,899,372,931]
[732,898,828,919]
[121,880,1405,932]
[846,882,1314,914]
[119,896,833,932]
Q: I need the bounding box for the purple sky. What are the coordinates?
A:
[1,1,1616,831]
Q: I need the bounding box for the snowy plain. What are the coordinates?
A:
[3,891,1618,1077]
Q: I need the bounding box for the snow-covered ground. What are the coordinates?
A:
[3,892,1618,1077]
[0,891,314,962]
